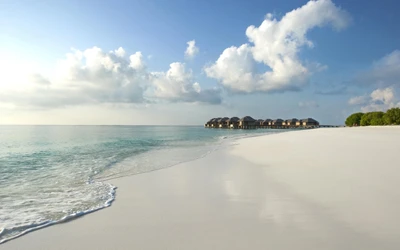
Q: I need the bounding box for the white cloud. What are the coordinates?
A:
[0,47,147,107]
[150,62,221,104]
[204,44,257,93]
[0,46,221,108]
[298,101,319,108]
[129,52,145,71]
[113,47,126,57]
[370,88,394,105]
[348,87,400,112]
[205,0,350,93]
[185,40,199,59]
[347,50,400,111]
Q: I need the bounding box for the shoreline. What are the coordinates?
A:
[0,128,282,245]
[3,127,400,249]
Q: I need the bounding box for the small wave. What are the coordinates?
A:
[94,146,217,182]
[0,127,288,245]
[0,183,116,245]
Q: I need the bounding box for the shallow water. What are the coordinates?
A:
[0,125,284,243]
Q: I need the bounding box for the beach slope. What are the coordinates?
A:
[3,127,400,250]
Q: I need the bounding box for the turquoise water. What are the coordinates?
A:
[0,126,284,243]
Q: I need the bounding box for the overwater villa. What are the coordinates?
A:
[255,119,264,128]
[205,118,214,128]
[205,116,321,129]
[211,117,221,128]
[227,117,240,129]
[299,118,319,126]
[218,117,230,128]
[285,118,299,127]
[272,119,284,127]
[262,119,272,128]
[239,116,256,129]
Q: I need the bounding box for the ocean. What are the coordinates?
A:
[0,125,284,244]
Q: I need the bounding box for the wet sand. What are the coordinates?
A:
[3,127,400,250]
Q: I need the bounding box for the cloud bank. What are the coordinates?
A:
[0,46,221,108]
[205,0,350,93]
[0,0,355,111]
[347,49,400,112]
[349,87,400,112]
[150,62,221,104]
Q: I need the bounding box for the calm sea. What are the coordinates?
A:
[0,125,284,243]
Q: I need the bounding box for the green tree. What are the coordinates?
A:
[383,107,400,125]
[360,112,385,126]
[345,112,364,126]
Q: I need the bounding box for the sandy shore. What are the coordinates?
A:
[3,127,400,250]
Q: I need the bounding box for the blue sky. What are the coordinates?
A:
[1,0,399,125]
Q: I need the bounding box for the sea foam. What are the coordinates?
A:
[0,126,282,244]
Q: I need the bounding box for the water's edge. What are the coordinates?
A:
[0,129,284,245]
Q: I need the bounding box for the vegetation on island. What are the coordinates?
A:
[345,108,400,126]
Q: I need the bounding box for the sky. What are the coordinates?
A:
[1,0,399,125]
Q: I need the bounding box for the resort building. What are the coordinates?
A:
[272,119,284,127]
[211,117,221,128]
[239,116,256,129]
[227,117,240,129]
[205,118,215,127]
[255,119,264,128]
[300,118,320,127]
[218,117,230,128]
[205,116,320,129]
[285,118,299,127]
[262,119,272,128]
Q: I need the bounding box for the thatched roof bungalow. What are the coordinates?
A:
[227,117,240,128]
[205,116,320,129]
[218,117,230,128]
[272,119,284,126]
[239,116,256,129]
[211,117,221,128]
[262,119,272,127]
[299,118,319,126]
[254,119,264,128]
[205,118,216,127]
[285,118,299,127]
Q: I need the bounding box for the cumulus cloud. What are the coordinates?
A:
[298,101,319,108]
[113,47,126,57]
[150,62,221,104]
[0,46,221,108]
[355,50,400,88]
[129,52,145,71]
[0,47,149,107]
[345,50,400,112]
[205,0,350,93]
[204,44,258,92]
[185,40,199,59]
[348,87,400,112]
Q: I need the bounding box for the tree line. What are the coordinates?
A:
[345,107,400,126]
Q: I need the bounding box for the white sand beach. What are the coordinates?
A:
[3,127,400,250]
